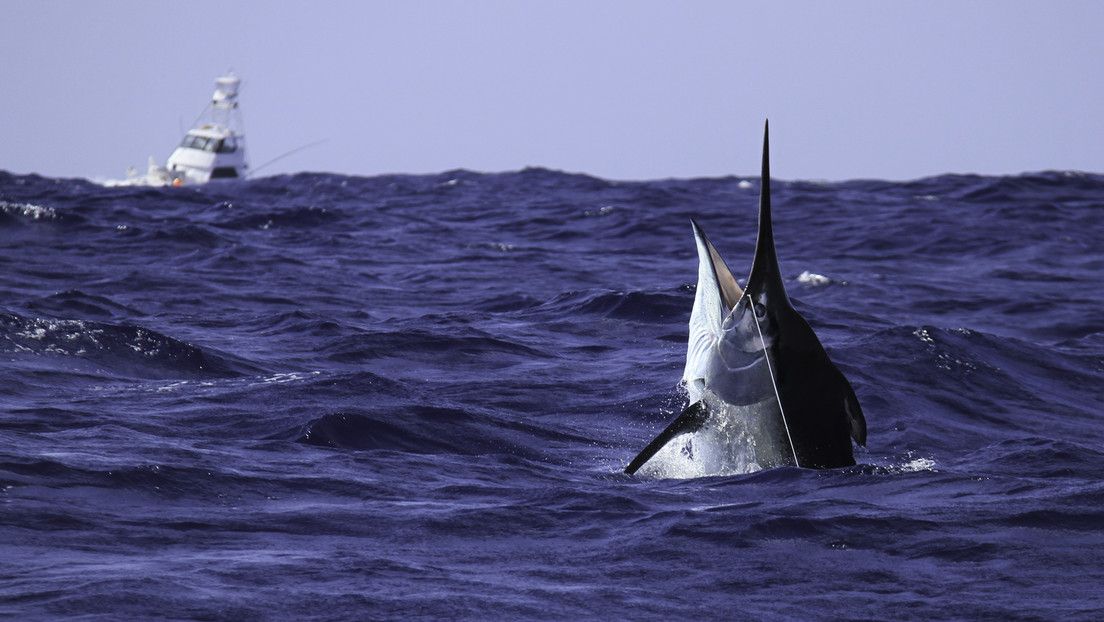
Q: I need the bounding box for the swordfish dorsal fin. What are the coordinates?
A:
[745,119,787,303]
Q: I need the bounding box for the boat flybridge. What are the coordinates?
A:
[118,73,248,186]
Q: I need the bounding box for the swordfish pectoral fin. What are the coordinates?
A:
[624,401,711,475]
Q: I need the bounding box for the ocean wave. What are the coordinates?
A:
[322,328,550,366]
[533,288,688,323]
[290,403,595,462]
[0,311,252,380]
[23,289,143,319]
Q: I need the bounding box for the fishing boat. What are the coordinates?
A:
[118,73,248,186]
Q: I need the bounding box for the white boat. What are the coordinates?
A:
[116,73,248,186]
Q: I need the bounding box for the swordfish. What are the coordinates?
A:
[625,122,866,476]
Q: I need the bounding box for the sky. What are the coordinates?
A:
[3,1,1102,182]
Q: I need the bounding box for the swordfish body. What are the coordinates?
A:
[625,122,866,476]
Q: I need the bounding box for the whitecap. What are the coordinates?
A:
[584,205,616,217]
[900,456,937,472]
[0,200,57,221]
[797,271,832,286]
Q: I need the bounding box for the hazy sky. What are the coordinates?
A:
[3,1,1102,182]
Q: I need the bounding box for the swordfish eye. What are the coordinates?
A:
[751,292,771,319]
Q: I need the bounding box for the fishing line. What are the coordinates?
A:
[749,299,801,468]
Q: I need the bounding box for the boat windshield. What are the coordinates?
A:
[181,134,237,153]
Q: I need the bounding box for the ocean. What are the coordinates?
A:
[2,167,1103,620]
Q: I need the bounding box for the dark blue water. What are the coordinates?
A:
[2,168,1103,620]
